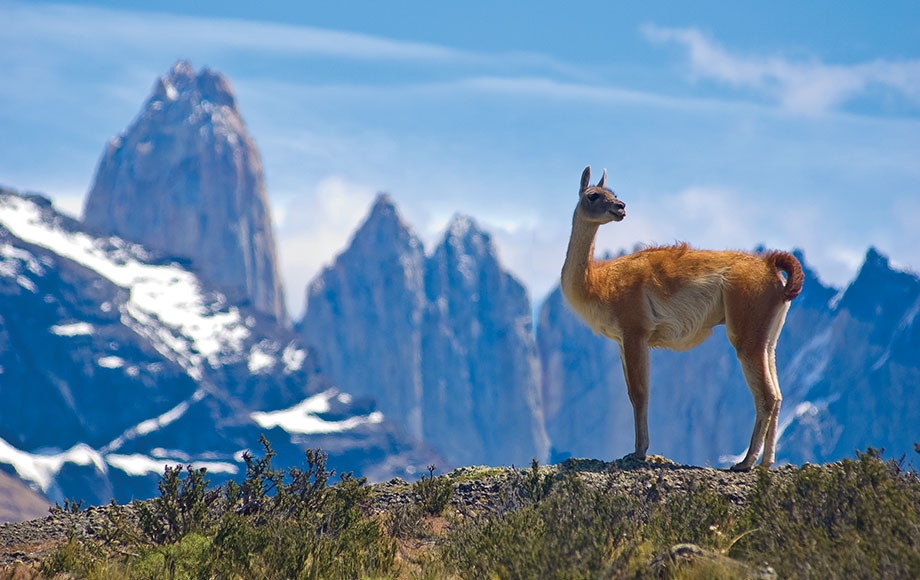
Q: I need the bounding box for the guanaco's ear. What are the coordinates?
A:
[597,168,607,189]
[580,166,591,194]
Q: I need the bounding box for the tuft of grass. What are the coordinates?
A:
[642,479,736,551]
[387,465,455,540]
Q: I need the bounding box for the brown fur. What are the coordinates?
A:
[561,167,803,471]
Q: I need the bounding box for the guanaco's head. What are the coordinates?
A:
[577,166,626,224]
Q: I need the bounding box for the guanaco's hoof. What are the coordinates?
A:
[729,462,753,472]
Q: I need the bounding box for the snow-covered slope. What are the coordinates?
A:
[0,188,438,504]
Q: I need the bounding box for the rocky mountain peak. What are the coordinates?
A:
[863,246,889,268]
[791,249,838,309]
[151,61,237,109]
[349,193,423,255]
[300,194,428,439]
[369,192,398,217]
[838,247,920,326]
[429,214,504,296]
[441,214,491,255]
[301,197,549,467]
[82,61,286,323]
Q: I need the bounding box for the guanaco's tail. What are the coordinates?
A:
[764,251,804,301]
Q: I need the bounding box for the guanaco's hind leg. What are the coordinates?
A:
[619,336,650,460]
[731,347,780,471]
[726,296,784,472]
[760,303,790,467]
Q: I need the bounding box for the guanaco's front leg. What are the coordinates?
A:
[619,335,650,460]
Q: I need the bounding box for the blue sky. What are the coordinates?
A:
[2,1,919,317]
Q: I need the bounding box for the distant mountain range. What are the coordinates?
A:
[0,187,439,506]
[1,62,916,514]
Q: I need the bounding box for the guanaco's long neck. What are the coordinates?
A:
[561,211,599,302]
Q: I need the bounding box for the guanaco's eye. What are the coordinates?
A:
[586,192,600,202]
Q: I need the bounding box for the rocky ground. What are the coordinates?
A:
[0,455,792,571]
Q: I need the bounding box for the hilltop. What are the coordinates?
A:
[1,447,918,579]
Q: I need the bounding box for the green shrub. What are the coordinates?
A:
[519,458,555,503]
[206,470,395,579]
[130,532,212,579]
[137,464,219,544]
[386,501,430,539]
[40,536,100,577]
[415,465,454,516]
[732,449,920,578]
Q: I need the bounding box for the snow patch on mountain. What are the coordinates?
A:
[281,343,306,372]
[97,356,125,369]
[782,326,833,399]
[251,389,384,435]
[248,342,277,373]
[50,322,95,336]
[0,243,45,292]
[0,437,106,492]
[0,195,250,380]
[106,454,237,477]
[102,389,207,454]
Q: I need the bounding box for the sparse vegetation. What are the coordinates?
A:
[415,465,454,516]
[5,442,918,579]
[49,498,85,516]
[732,448,920,578]
[386,464,454,541]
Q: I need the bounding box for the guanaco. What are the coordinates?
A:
[561,166,803,471]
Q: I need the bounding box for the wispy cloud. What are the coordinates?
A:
[0,0,587,80]
[274,175,378,316]
[643,24,920,114]
[2,1,464,63]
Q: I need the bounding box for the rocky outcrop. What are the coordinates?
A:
[82,61,286,323]
[299,196,549,468]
